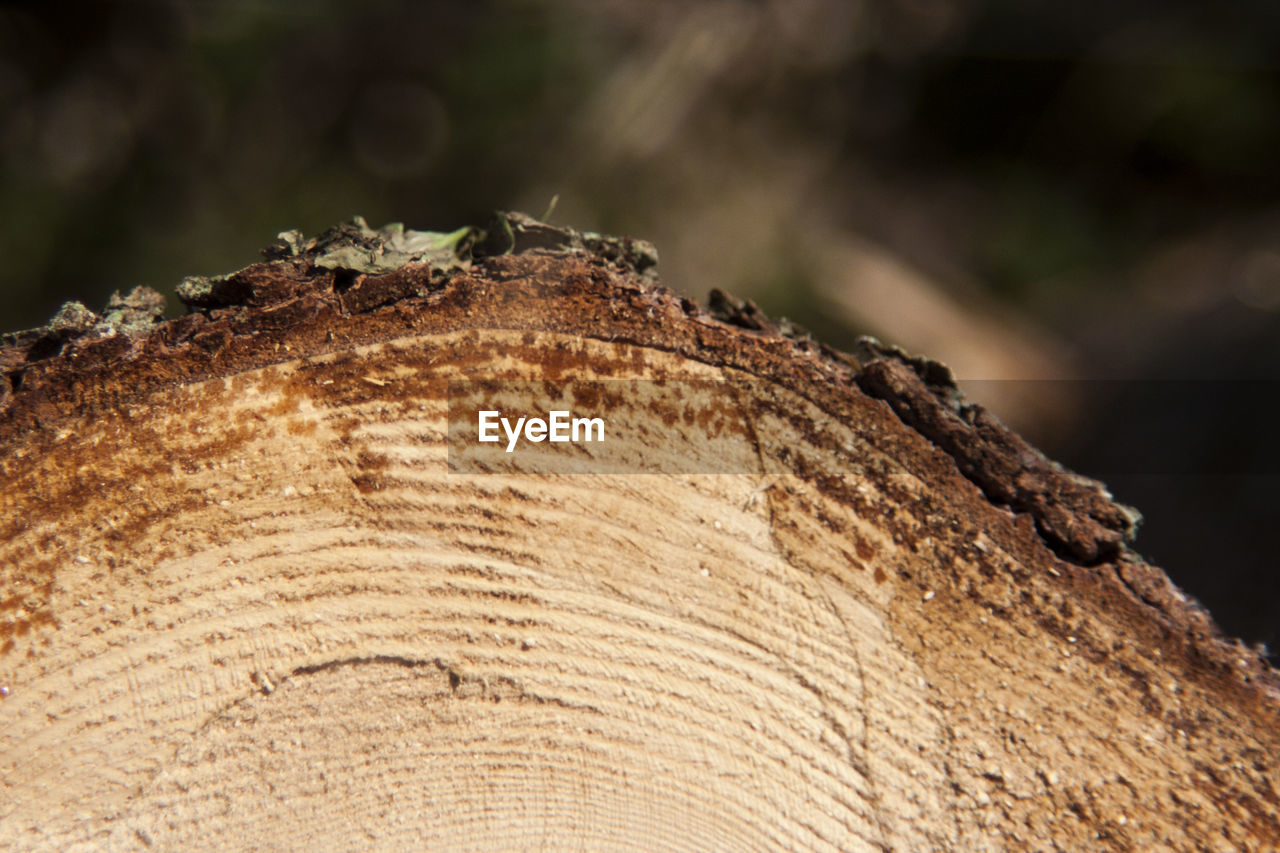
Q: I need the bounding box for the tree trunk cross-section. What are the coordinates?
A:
[0,214,1277,851]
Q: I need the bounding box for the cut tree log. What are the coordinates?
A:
[1,214,1277,851]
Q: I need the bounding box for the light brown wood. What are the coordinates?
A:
[2,216,1277,851]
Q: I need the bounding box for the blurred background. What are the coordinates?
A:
[1,0,1277,657]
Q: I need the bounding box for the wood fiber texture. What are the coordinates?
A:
[1,218,1277,851]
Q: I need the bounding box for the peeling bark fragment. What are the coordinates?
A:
[49,301,98,335]
[706,288,778,334]
[175,272,251,309]
[474,211,659,281]
[1,286,166,372]
[706,289,816,346]
[93,287,166,337]
[180,218,470,310]
[855,346,1141,564]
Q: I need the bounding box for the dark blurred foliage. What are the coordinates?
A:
[1,0,1277,656]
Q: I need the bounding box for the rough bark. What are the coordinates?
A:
[1,214,1277,851]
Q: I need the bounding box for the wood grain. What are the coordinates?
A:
[1,228,1277,851]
